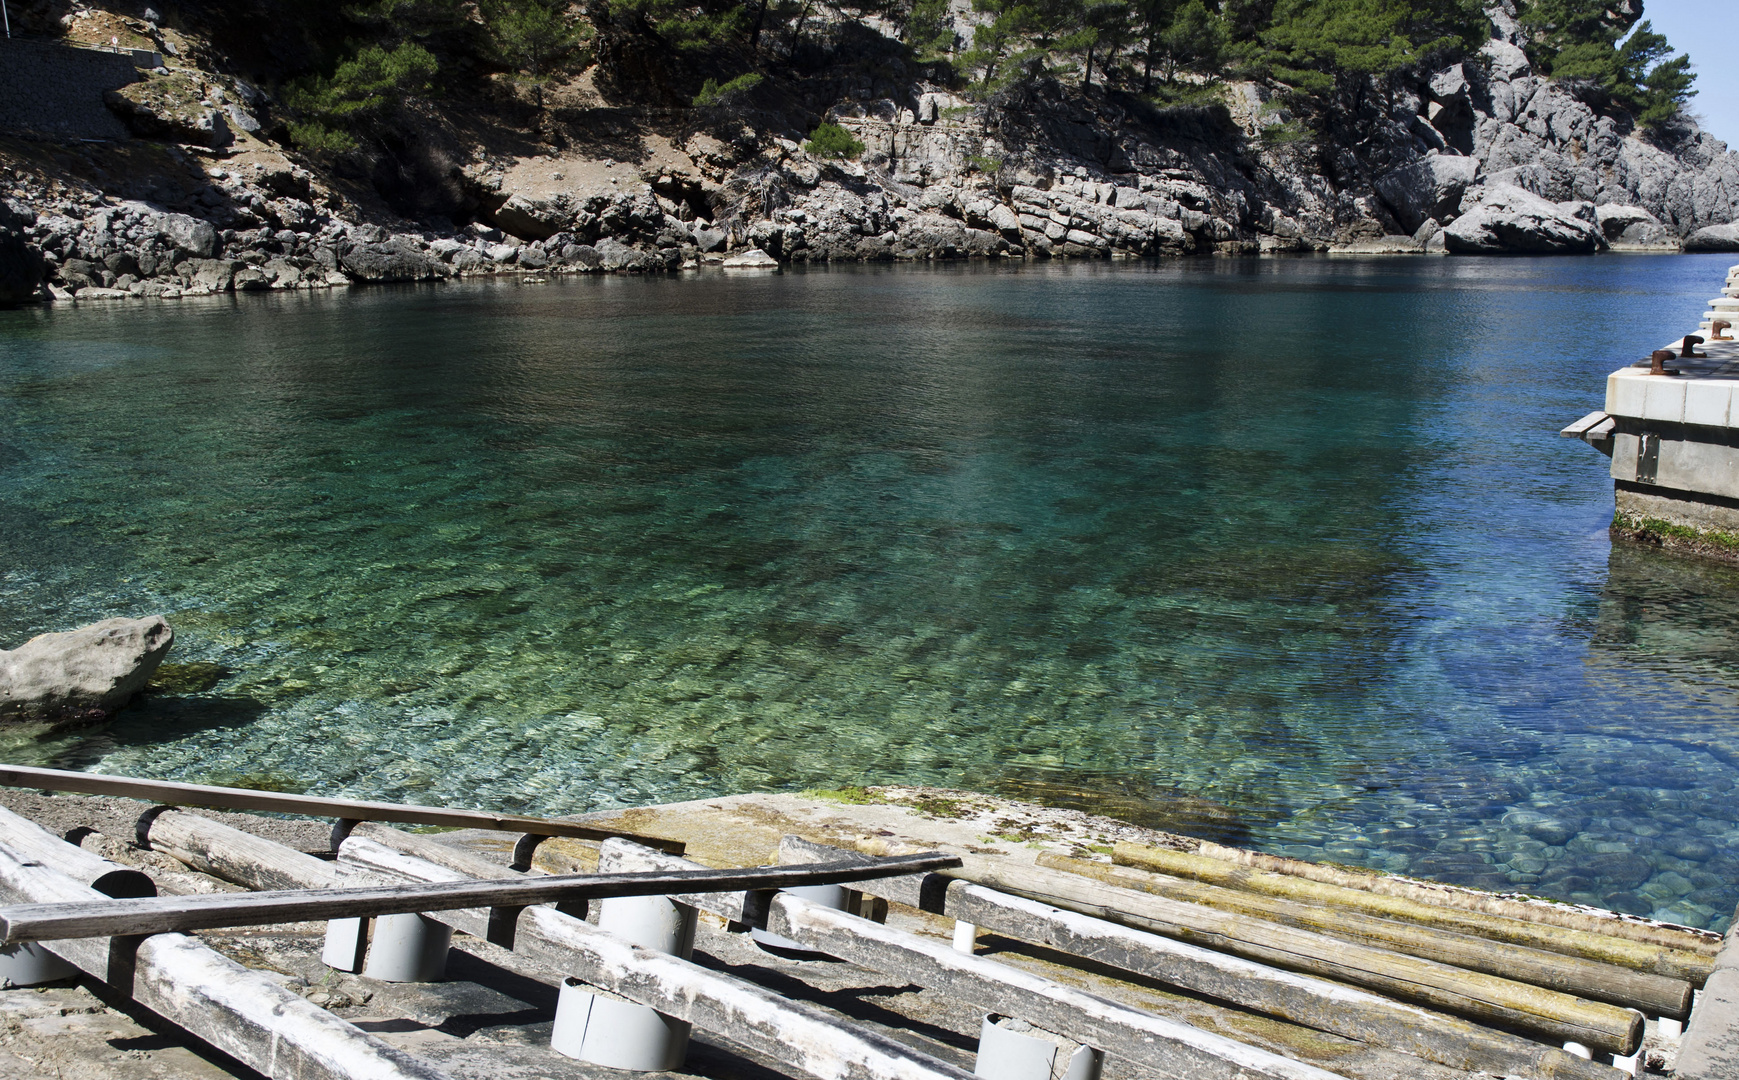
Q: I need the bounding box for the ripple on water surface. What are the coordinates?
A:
[1,258,1737,930]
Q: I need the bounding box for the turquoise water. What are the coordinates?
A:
[3,257,1738,930]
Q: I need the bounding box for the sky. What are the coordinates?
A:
[1638,0,1739,147]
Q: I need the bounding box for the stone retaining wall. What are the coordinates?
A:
[0,38,139,141]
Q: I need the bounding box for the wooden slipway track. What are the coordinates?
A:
[0,766,1731,1080]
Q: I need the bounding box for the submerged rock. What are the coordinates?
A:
[0,616,174,723]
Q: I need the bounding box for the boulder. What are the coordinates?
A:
[105,74,232,148]
[1374,156,1479,234]
[0,202,45,306]
[490,194,567,241]
[0,616,174,723]
[158,213,218,258]
[1684,224,1739,253]
[57,258,101,291]
[339,241,445,282]
[1596,204,1678,250]
[185,258,242,291]
[721,247,779,268]
[1442,184,1603,254]
[594,237,650,271]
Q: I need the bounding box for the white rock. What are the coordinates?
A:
[0,616,174,723]
[721,247,779,268]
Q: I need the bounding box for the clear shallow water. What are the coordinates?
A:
[3,257,1738,930]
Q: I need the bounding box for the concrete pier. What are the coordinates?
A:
[1566,264,1739,557]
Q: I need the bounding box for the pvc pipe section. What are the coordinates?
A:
[551,892,697,1070]
[751,882,847,956]
[0,941,78,987]
[322,917,369,973]
[953,919,978,954]
[975,1014,1103,1080]
[362,913,453,982]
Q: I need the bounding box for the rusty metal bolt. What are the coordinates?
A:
[1651,349,1676,375]
[1682,334,1707,359]
[1713,319,1733,341]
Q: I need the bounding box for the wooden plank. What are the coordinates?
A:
[140,812,983,1080]
[395,838,1477,1080]
[0,763,686,852]
[586,839,1349,1080]
[1111,842,1716,983]
[956,853,1644,1056]
[0,853,962,943]
[766,892,1349,1080]
[1561,410,1610,437]
[1037,852,1693,1018]
[777,837,1620,1080]
[0,828,449,1080]
[1168,838,1723,958]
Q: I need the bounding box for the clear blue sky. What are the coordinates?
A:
[1639,0,1739,147]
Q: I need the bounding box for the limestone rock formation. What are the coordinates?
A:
[1684,225,1739,253]
[1443,185,1604,253]
[0,616,175,723]
[1376,156,1480,235]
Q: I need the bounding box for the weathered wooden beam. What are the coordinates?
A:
[0,763,685,852]
[0,822,449,1080]
[949,852,1645,1057]
[0,851,961,944]
[0,805,156,899]
[140,812,983,1080]
[776,837,1620,1080]
[141,806,341,893]
[592,839,1351,1080]
[1145,839,1724,959]
[1111,842,1717,983]
[1036,852,1693,1017]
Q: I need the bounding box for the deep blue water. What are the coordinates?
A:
[2,255,1737,930]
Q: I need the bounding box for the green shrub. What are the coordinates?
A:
[803,121,865,159]
[288,120,358,153]
[283,42,438,148]
[693,72,764,106]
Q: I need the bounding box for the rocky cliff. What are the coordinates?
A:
[2,0,1738,305]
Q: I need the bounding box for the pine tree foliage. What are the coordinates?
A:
[1520,0,1695,129]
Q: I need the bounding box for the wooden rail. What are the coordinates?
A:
[141,810,982,1080]
[776,836,1621,1080]
[0,808,450,1080]
[954,851,1645,1056]
[1111,841,1717,981]
[584,839,1347,1080]
[0,763,685,852]
[0,853,960,942]
[1039,851,1694,1015]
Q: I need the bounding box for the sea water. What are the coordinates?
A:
[2,255,1735,930]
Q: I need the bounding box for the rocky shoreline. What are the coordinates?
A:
[3,5,1739,307]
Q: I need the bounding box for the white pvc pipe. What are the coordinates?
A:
[362,913,452,982]
[551,893,697,1070]
[953,919,978,954]
[0,941,77,987]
